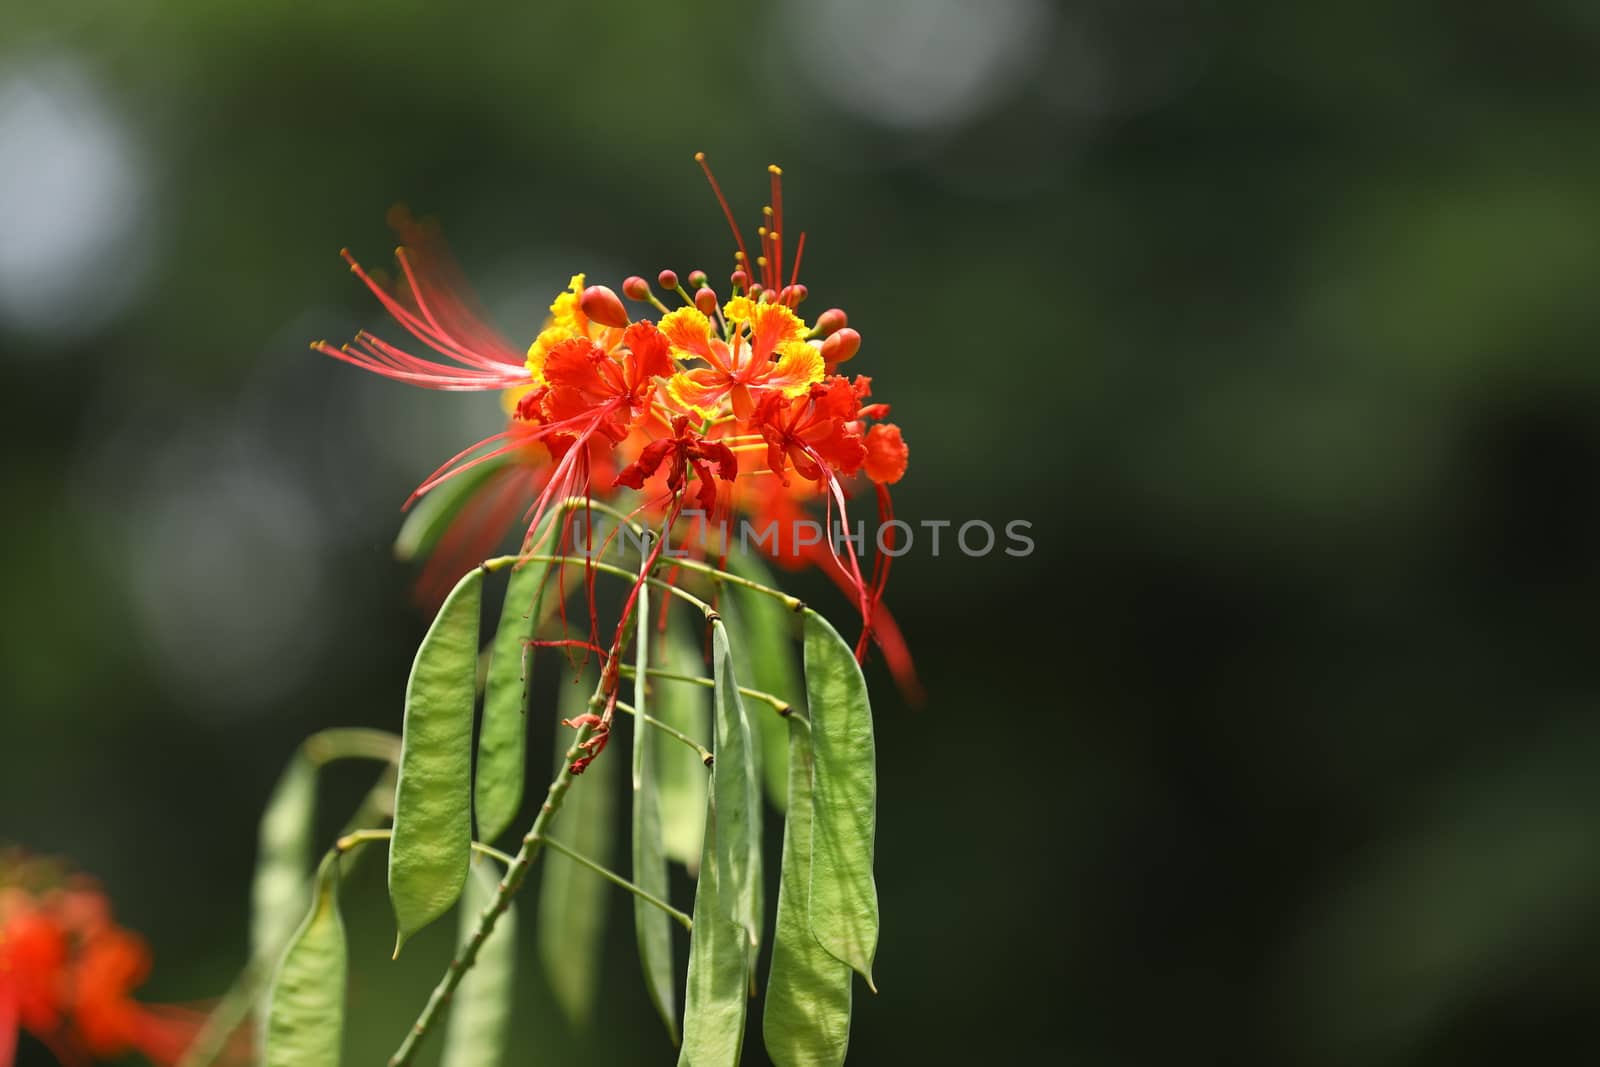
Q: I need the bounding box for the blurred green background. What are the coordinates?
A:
[6,1,1600,1063]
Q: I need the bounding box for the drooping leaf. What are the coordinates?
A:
[633,584,680,1045]
[251,752,317,969]
[389,568,482,952]
[711,620,762,969]
[393,456,509,563]
[477,553,551,843]
[537,670,615,1029]
[764,716,852,1066]
[657,621,710,870]
[440,859,517,1067]
[803,611,879,987]
[265,851,346,1067]
[727,550,803,810]
[677,795,749,1067]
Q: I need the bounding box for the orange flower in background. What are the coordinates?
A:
[0,853,211,1067]
[313,153,918,699]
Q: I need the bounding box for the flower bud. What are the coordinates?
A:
[789,283,809,306]
[580,284,629,329]
[821,326,860,364]
[695,287,718,316]
[688,269,708,289]
[622,275,650,301]
[814,307,848,338]
[730,269,750,290]
[657,269,679,291]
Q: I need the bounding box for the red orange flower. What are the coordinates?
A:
[312,155,917,699]
[1,853,215,1067]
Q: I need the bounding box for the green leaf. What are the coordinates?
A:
[265,851,346,1067]
[657,622,710,870]
[763,716,852,1066]
[251,752,317,968]
[440,860,517,1067]
[477,553,551,843]
[803,611,879,988]
[711,620,762,970]
[538,670,615,1029]
[393,457,509,562]
[727,551,803,811]
[389,568,482,953]
[250,750,318,1060]
[677,796,749,1067]
[633,584,680,1045]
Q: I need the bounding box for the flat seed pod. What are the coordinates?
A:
[727,550,802,810]
[657,621,710,869]
[251,752,317,968]
[390,568,482,953]
[711,620,762,963]
[440,860,517,1067]
[677,797,749,1067]
[476,552,551,843]
[763,716,851,1066]
[802,611,879,988]
[632,584,680,1044]
[265,852,346,1067]
[537,670,615,1029]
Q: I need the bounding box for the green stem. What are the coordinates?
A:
[301,726,401,766]
[612,698,714,765]
[333,828,515,868]
[535,833,692,930]
[618,664,791,716]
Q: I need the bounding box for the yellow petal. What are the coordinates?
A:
[765,341,825,396]
[659,307,714,359]
[722,295,758,322]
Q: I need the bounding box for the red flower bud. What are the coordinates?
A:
[814,307,848,337]
[687,269,708,289]
[821,327,861,364]
[657,269,679,291]
[622,275,650,301]
[580,284,629,329]
[695,287,718,316]
[730,269,750,290]
[788,283,809,306]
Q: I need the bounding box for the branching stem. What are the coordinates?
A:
[618,664,791,716]
[535,833,692,930]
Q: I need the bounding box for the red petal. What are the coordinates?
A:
[863,423,908,485]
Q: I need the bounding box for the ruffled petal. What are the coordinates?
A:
[746,302,806,360]
[666,368,731,417]
[658,307,715,361]
[863,423,908,484]
[758,341,825,397]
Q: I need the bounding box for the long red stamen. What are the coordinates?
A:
[695,152,753,283]
[343,251,502,368]
[393,248,519,372]
[788,231,807,291]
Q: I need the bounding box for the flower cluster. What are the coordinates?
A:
[1,852,209,1066]
[312,155,915,696]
